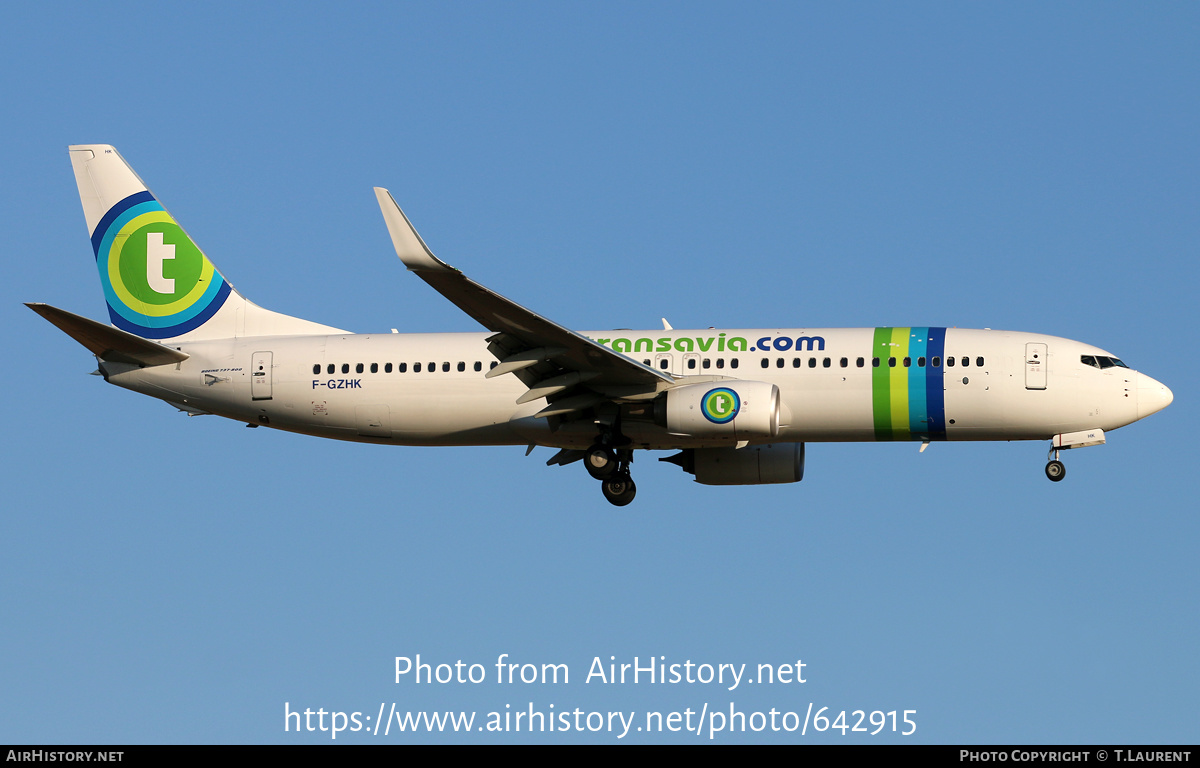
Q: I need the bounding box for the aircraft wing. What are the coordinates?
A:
[374,188,673,415]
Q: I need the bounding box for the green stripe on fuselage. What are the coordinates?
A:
[872,327,894,440]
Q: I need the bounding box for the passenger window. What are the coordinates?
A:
[716,358,725,369]
[823,357,831,368]
[872,357,880,367]
[761,358,769,369]
[399,362,407,373]
[428,362,435,372]
[903,357,911,367]
[414,362,421,373]
[457,362,466,372]
[643,359,651,366]
[490,361,498,369]
[385,363,393,373]
[442,362,450,372]
[474,361,482,372]
[947,357,955,367]
[793,358,801,368]
[976,357,984,367]
[702,358,711,369]
[659,359,669,370]
[312,364,320,375]
[857,357,865,368]
[888,357,896,367]
[355,363,364,374]
[687,358,696,370]
[932,356,941,367]
[808,358,817,368]
[961,357,969,367]
[341,363,350,374]
[327,363,335,374]
[840,358,848,368]
[370,363,378,373]
[777,358,785,368]
[731,358,739,369]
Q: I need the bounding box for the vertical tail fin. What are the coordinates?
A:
[69,145,343,341]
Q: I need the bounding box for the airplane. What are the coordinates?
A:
[30,145,1174,506]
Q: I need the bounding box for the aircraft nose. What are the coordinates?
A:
[1136,372,1173,420]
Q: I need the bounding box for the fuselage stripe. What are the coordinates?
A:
[871,327,894,440]
[888,326,909,439]
[907,327,929,435]
[925,327,947,437]
[871,327,947,441]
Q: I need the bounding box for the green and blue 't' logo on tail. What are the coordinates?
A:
[91,191,231,339]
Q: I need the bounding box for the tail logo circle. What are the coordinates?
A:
[92,192,230,338]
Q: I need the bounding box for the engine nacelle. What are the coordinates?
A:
[663,443,806,485]
[658,380,780,439]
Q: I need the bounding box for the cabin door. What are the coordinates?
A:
[1025,343,1047,390]
[251,351,273,400]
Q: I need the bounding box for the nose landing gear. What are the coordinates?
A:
[1045,447,1066,482]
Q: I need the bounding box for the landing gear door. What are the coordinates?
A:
[1025,343,1047,390]
[251,351,273,400]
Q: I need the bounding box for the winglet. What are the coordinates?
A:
[373,187,453,272]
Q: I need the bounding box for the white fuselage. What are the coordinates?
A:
[100,327,1164,450]
[50,145,1174,502]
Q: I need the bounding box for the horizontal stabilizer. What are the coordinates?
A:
[27,303,190,366]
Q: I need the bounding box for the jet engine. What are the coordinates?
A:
[655,380,780,439]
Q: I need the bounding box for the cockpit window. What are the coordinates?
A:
[1085,354,1130,370]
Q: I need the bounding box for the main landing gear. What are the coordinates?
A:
[601,471,637,507]
[1045,447,1066,482]
[585,444,618,480]
[587,437,636,506]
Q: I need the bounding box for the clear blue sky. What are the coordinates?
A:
[2,2,1196,744]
